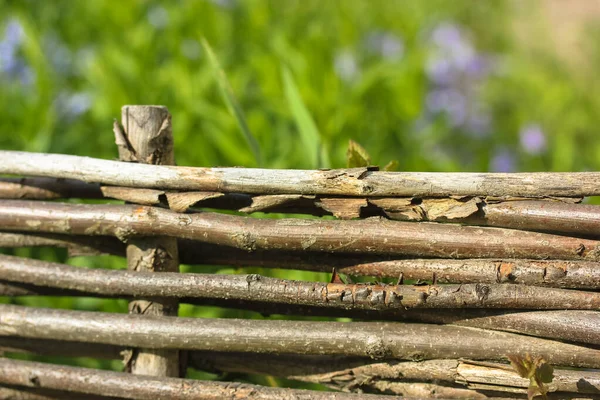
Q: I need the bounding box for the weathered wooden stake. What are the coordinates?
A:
[115,105,181,376]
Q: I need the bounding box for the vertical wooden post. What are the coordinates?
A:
[114,105,181,377]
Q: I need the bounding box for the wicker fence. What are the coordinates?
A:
[0,105,599,399]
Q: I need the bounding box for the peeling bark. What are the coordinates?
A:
[3,339,599,397]
[1,305,599,367]
[1,200,599,260]
[0,358,393,400]
[1,232,598,289]
[1,255,599,311]
[4,150,600,197]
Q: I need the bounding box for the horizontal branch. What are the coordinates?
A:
[0,358,392,400]
[5,178,600,242]
[1,232,599,289]
[2,255,599,310]
[2,200,600,260]
[4,281,600,346]
[0,386,125,400]
[1,305,600,368]
[192,353,600,396]
[4,337,598,397]
[3,150,600,197]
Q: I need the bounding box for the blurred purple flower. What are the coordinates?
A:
[147,6,169,29]
[0,18,34,85]
[334,50,359,82]
[365,31,404,61]
[3,19,23,46]
[490,149,516,172]
[425,88,467,126]
[55,91,92,120]
[519,123,546,155]
[425,57,455,85]
[465,113,491,138]
[44,35,72,74]
[431,22,462,49]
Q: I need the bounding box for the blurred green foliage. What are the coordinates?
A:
[1,0,600,387]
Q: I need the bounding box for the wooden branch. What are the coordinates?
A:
[117,105,180,377]
[1,305,600,368]
[0,358,394,400]
[0,232,125,256]
[414,309,600,346]
[3,150,600,197]
[2,200,600,260]
[0,386,125,400]
[0,178,103,200]
[192,353,600,396]
[4,338,599,397]
[4,280,600,346]
[1,231,599,289]
[1,255,599,311]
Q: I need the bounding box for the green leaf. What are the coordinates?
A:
[201,38,261,166]
[347,139,371,168]
[508,354,553,400]
[383,160,399,171]
[281,66,322,168]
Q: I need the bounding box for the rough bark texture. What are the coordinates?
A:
[1,255,599,311]
[1,200,600,260]
[0,358,395,400]
[4,178,600,238]
[117,105,180,377]
[4,150,600,197]
[4,282,600,346]
[1,232,599,289]
[0,386,127,400]
[1,305,599,368]
[192,354,600,395]
[3,339,599,397]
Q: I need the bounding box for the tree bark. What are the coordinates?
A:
[3,338,599,397]
[1,200,599,260]
[1,305,599,368]
[0,358,395,400]
[1,232,599,289]
[191,353,600,395]
[117,105,180,377]
[1,255,599,311]
[0,386,126,400]
[3,150,600,197]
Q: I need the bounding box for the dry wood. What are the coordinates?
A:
[3,338,598,397]
[0,386,126,400]
[115,105,181,377]
[0,358,394,400]
[0,177,103,200]
[1,231,599,289]
[1,305,599,368]
[2,200,600,260]
[6,176,600,240]
[412,309,600,346]
[3,281,600,346]
[1,255,599,311]
[4,150,600,197]
[192,353,600,396]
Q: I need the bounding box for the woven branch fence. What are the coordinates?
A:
[0,105,599,399]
